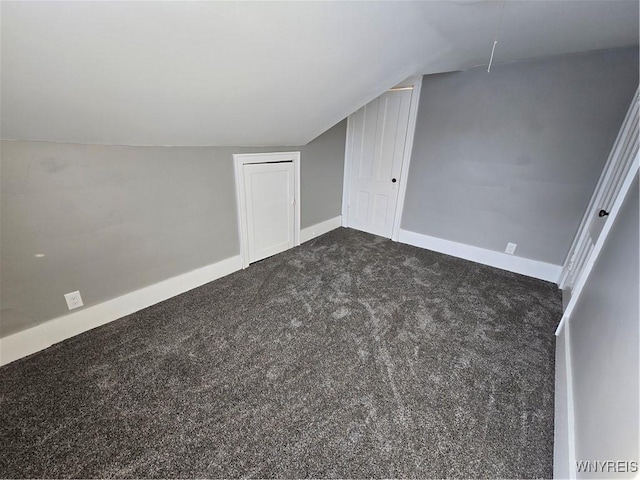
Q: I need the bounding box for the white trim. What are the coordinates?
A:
[565,321,577,480]
[233,152,301,269]
[391,75,422,241]
[555,154,639,336]
[398,229,562,283]
[0,255,242,366]
[300,216,342,244]
[341,116,355,227]
[554,322,577,479]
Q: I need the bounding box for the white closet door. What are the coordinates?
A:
[243,162,295,263]
[347,89,413,238]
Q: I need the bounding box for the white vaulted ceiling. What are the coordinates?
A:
[1,1,638,146]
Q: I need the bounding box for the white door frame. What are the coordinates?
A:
[233,151,301,269]
[341,75,423,241]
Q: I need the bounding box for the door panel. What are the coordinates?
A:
[355,190,370,221]
[347,89,413,238]
[375,94,403,180]
[243,162,295,263]
[372,194,388,226]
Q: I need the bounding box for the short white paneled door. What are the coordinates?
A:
[243,162,295,263]
[346,88,414,238]
[234,152,301,268]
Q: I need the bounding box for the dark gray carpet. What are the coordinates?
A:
[0,228,562,479]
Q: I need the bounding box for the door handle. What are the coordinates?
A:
[598,209,609,217]
[391,178,397,183]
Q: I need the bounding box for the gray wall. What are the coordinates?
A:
[402,48,638,265]
[570,175,639,477]
[301,120,347,228]
[0,122,346,336]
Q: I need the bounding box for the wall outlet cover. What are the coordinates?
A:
[64,291,84,310]
[505,242,517,255]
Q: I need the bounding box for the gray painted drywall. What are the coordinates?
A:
[402,48,638,266]
[0,123,346,336]
[300,120,346,228]
[569,175,639,477]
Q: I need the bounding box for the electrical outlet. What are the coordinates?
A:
[64,291,83,310]
[505,242,517,255]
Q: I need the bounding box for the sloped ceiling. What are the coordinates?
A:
[1,1,638,146]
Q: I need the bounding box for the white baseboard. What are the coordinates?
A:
[0,255,242,366]
[300,215,342,243]
[398,229,562,283]
[1,217,343,367]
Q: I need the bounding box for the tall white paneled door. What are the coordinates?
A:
[233,152,301,268]
[343,78,422,240]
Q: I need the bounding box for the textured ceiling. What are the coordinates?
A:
[1,1,638,146]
